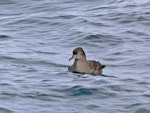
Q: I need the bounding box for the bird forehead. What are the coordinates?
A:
[73,49,81,54]
[75,48,83,52]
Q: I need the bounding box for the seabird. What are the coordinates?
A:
[68,47,105,75]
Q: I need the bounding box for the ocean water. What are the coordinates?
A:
[0,0,150,113]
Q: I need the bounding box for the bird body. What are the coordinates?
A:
[68,47,105,75]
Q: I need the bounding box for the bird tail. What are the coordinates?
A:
[101,65,105,69]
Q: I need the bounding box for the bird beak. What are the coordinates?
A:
[69,55,74,61]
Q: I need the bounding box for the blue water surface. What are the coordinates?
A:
[0,0,150,113]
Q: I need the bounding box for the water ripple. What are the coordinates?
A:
[0,0,150,113]
[0,107,13,113]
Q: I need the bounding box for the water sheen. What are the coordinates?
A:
[0,0,150,113]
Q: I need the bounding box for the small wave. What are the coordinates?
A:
[0,56,17,60]
[101,74,117,78]
[65,85,117,98]
[125,103,142,109]
[57,14,77,19]
[143,94,150,98]
[111,0,150,6]
[81,34,123,46]
[135,108,150,113]
[33,50,57,55]
[125,103,150,113]
[0,107,14,113]
[130,0,150,5]
[0,83,11,86]
[126,30,149,37]
[66,85,98,96]
[0,0,15,4]
[0,55,67,68]
[0,35,10,39]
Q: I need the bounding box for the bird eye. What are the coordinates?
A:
[73,51,77,55]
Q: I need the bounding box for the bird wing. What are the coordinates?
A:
[88,60,105,70]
